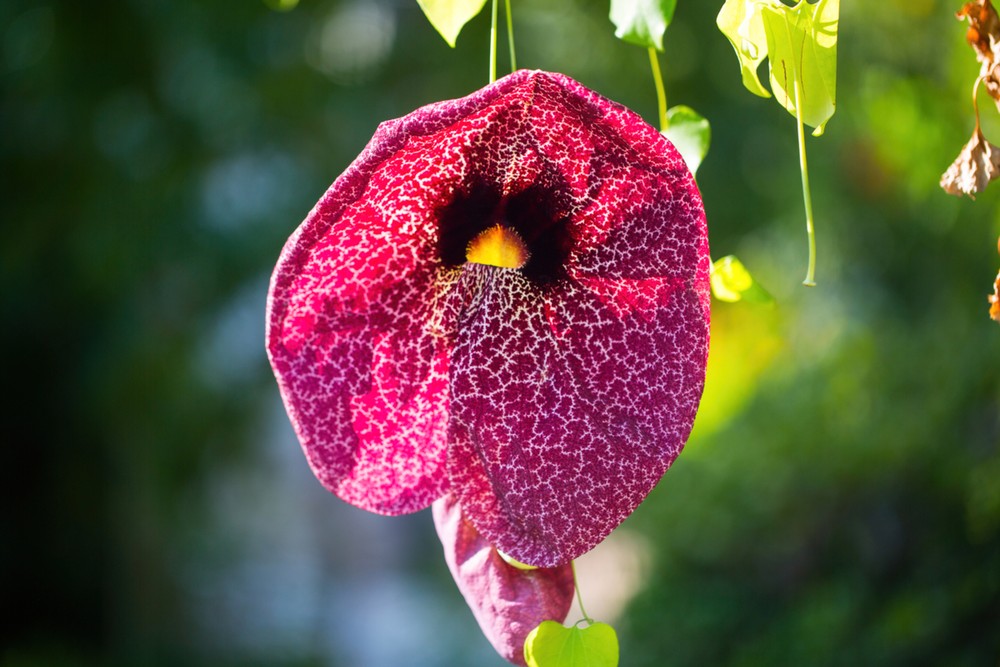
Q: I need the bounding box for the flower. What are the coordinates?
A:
[266,69,711,568]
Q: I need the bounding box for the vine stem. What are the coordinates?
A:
[648,47,668,132]
[504,0,516,72]
[972,75,984,135]
[489,0,498,84]
[794,78,816,287]
[571,561,593,625]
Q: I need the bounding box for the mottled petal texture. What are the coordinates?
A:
[267,69,711,565]
[432,495,574,666]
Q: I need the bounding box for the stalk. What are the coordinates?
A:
[648,47,668,131]
[489,0,498,83]
[504,0,516,72]
[571,561,593,625]
[794,78,817,287]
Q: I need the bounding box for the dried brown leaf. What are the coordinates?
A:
[991,237,1000,322]
[957,0,1000,64]
[990,271,1000,321]
[940,127,1000,197]
[958,0,1000,109]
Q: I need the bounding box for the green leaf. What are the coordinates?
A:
[416,0,489,47]
[524,621,619,667]
[760,0,839,136]
[710,256,774,304]
[609,0,677,51]
[662,105,711,177]
[716,0,772,98]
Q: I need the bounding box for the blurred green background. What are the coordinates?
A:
[2,0,998,665]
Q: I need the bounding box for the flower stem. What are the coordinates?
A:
[794,78,817,287]
[489,0,498,84]
[648,47,668,132]
[504,0,516,72]
[571,561,593,625]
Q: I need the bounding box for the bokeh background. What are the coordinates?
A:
[3,0,999,665]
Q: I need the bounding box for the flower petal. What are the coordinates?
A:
[433,495,574,665]
[265,84,502,513]
[266,71,576,513]
[267,70,710,545]
[448,260,708,567]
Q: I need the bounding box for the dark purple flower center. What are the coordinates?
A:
[436,177,574,286]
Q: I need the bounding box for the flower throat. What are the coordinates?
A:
[436,179,573,285]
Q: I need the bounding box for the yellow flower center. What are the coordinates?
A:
[465,224,529,269]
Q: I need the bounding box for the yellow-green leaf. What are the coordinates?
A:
[760,0,839,135]
[716,0,772,98]
[710,255,774,304]
[524,621,619,667]
[416,0,489,47]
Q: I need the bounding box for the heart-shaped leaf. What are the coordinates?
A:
[609,0,677,51]
[760,0,839,135]
[416,0,489,47]
[716,0,772,98]
[662,105,710,177]
[524,620,619,667]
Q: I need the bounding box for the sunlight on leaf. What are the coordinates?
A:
[524,621,619,667]
[416,0,489,47]
[760,0,839,136]
[689,299,782,441]
[662,105,710,176]
[710,255,774,304]
[717,0,837,285]
[610,0,677,51]
[717,0,838,133]
[716,0,771,98]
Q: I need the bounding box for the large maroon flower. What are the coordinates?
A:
[266,69,710,567]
